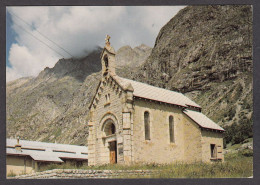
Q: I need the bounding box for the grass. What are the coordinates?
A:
[226,142,242,150]
[39,150,253,178]
[7,170,17,177]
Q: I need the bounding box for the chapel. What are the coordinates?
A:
[87,36,224,165]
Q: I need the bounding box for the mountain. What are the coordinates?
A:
[6,45,151,145]
[6,5,252,146]
[6,48,102,145]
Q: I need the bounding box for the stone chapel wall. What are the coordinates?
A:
[132,99,190,163]
[182,115,203,162]
[201,130,224,162]
[88,77,126,166]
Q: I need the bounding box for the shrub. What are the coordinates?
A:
[241,149,253,157]
[223,117,252,145]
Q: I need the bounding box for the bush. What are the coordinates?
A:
[223,117,252,145]
[241,149,253,157]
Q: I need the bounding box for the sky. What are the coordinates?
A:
[6,6,185,82]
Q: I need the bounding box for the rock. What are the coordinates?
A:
[241,142,253,150]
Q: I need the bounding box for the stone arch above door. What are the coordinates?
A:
[99,113,120,140]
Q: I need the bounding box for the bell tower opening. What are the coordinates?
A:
[104,55,109,69]
[101,35,116,76]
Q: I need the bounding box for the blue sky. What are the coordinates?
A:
[6,11,17,68]
[6,6,185,82]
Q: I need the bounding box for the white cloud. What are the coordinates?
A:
[6,6,185,82]
[7,43,59,82]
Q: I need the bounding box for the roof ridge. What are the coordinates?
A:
[118,76,184,95]
[117,76,201,108]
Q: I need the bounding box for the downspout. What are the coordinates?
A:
[24,156,27,174]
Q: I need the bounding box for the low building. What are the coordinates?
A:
[6,138,88,175]
[87,36,225,166]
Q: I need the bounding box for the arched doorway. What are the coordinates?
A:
[102,119,117,164]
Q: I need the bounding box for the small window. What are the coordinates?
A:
[210,144,217,158]
[105,94,110,104]
[144,111,150,140]
[169,116,174,143]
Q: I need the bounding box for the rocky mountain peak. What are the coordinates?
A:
[134,44,150,51]
[37,47,102,82]
[115,44,152,68]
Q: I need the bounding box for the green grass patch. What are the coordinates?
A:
[39,151,253,178]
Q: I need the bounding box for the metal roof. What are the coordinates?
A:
[116,77,201,108]
[183,109,224,131]
[6,139,88,162]
[30,153,64,162]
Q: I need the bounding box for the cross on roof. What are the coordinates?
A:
[105,35,111,45]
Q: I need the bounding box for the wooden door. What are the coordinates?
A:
[109,141,117,164]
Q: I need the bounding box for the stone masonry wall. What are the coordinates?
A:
[88,73,132,165]
[133,99,187,163]
[9,169,158,179]
[132,99,223,163]
[201,130,224,162]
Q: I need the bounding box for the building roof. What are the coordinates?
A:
[116,77,201,108]
[183,109,224,131]
[6,139,88,162]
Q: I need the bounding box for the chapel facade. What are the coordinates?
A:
[87,36,224,166]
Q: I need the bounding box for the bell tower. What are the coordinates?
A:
[101,35,116,76]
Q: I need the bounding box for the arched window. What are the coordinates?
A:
[169,116,174,143]
[103,120,116,136]
[109,123,116,135]
[144,111,150,140]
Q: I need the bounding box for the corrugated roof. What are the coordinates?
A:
[6,139,88,154]
[6,139,88,162]
[30,153,63,162]
[7,148,63,162]
[116,77,200,108]
[183,109,224,131]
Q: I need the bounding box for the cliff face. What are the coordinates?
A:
[129,5,252,127]
[6,5,252,145]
